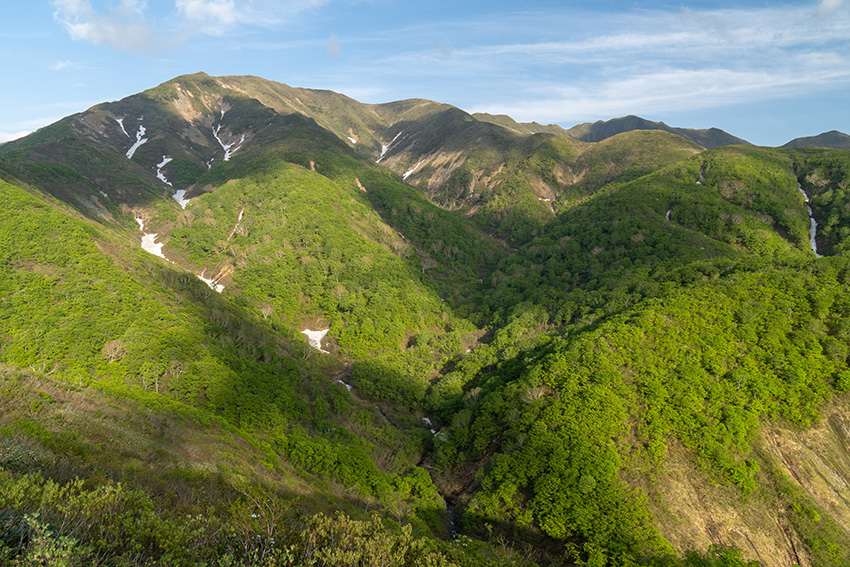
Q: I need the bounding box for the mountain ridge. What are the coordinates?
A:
[564,114,751,148]
[781,130,850,149]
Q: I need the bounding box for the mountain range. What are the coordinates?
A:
[1,72,850,567]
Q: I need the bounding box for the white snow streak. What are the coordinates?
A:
[376,131,403,163]
[212,126,246,161]
[302,328,330,353]
[154,155,190,208]
[347,136,357,144]
[403,159,424,181]
[126,124,148,159]
[115,118,130,138]
[227,208,245,241]
[156,156,174,187]
[666,209,672,222]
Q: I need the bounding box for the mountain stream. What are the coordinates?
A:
[798,183,823,258]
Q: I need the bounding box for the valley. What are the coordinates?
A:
[1,72,850,566]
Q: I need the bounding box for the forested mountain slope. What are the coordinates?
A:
[1,73,850,566]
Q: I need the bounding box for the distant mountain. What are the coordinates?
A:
[472,113,573,137]
[781,130,850,149]
[565,115,750,149]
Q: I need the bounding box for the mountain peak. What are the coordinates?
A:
[781,130,850,149]
[564,115,750,149]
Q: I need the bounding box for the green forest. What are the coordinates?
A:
[1,73,850,566]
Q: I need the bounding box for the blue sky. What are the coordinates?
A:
[1,0,848,146]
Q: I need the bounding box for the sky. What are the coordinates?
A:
[0,0,848,146]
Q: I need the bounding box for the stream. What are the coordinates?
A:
[798,183,823,258]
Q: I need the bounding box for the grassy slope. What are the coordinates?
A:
[0,177,450,526]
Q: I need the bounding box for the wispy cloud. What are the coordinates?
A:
[50,60,74,71]
[474,63,850,124]
[51,0,332,52]
[819,0,847,14]
[336,3,850,124]
[175,0,236,27]
[327,33,340,58]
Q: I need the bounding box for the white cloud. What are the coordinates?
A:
[0,131,31,143]
[51,60,74,70]
[175,0,236,26]
[52,0,165,53]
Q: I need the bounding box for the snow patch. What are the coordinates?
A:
[336,379,353,392]
[126,124,148,159]
[135,218,167,258]
[136,216,226,291]
[173,190,190,209]
[156,156,174,187]
[115,118,130,138]
[140,233,167,258]
[377,131,403,163]
[347,136,357,144]
[666,209,672,222]
[227,208,245,240]
[197,270,224,293]
[302,328,330,353]
[403,159,424,181]
[212,125,246,161]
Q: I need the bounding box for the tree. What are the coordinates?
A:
[101,339,126,363]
